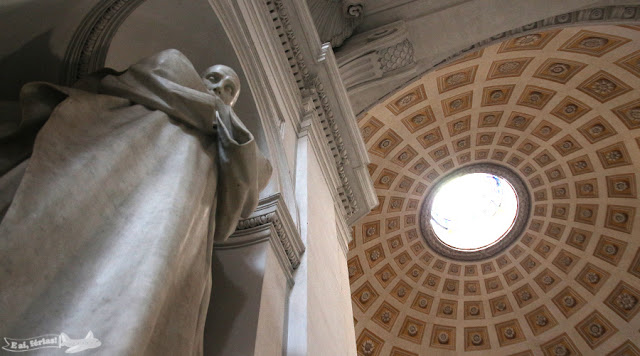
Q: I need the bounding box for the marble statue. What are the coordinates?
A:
[0,49,271,355]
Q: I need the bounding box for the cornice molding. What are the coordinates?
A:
[271,0,377,224]
[60,0,145,85]
[217,194,304,284]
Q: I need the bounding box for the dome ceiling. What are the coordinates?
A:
[348,25,640,355]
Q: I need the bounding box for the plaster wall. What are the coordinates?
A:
[306,144,358,356]
[205,241,269,356]
[254,247,289,356]
[0,0,97,100]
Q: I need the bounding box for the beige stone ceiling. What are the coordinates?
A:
[348,25,640,356]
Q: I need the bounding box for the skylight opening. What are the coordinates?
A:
[429,173,518,251]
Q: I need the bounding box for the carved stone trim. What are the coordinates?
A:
[308,0,364,48]
[419,163,531,261]
[61,0,145,85]
[360,5,640,116]
[434,5,640,68]
[337,21,415,90]
[219,194,304,274]
[268,0,369,221]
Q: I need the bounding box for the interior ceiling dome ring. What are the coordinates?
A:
[419,163,532,261]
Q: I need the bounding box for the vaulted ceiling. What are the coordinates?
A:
[348,25,640,355]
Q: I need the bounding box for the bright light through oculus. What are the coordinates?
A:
[430,173,518,250]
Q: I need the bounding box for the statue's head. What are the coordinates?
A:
[201,64,241,107]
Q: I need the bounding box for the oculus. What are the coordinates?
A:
[420,164,531,260]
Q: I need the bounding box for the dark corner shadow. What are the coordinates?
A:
[0,30,62,102]
[204,251,250,356]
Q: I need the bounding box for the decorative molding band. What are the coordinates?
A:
[434,5,640,68]
[358,5,640,116]
[268,0,361,220]
[307,0,364,48]
[218,194,304,276]
[60,0,145,85]
[336,20,415,91]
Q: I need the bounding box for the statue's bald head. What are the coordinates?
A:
[201,64,241,107]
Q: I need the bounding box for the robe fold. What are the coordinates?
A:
[0,49,271,355]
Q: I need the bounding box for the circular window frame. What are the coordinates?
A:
[419,163,531,261]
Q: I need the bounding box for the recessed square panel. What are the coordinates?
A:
[360,116,384,143]
[533,57,587,83]
[401,106,436,133]
[534,268,560,293]
[437,65,478,93]
[540,333,580,356]
[567,155,595,176]
[447,115,471,137]
[604,205,635,234]
[357,329,384,356]
[612,98,640,130]
[497,132,519,147]
[531,120,561,141]
[489,295,512,316]
[552,249,579,274]
[397,316,426,344]
[436,298,458,319]
[464,326,491,351]
[481,85,515,106]
[478,111,503,127]
[430,325,456,350]
[505,111,535,131]
[517,85,556,110]
[429,145,450,162]
[374,263,396,288]
[574,204,598,225]
[495,319,525,346]
[597,142,632,169]
[525,305,558,336]
[551,95,591,123]
[579,116,617,144]
[559,29,631,57]
[352,281,379,312]
[576,262,610,295]
[369,128,402,158]
[513,283,538,307]
[408,158,429,176]
[517,139,540,155]
[552,134,582,156]
[575,311,618,349]
[464,300,485,320]
[552,286,586,318]
[615,49,640,78]
[386,84,427,115]
[372,301,400,331]
[486,57,533,80]
[577,70,632,103]
[605,281,640,322]
[606,173,637,198]
[417,127,443,149]
[441,91,473,117]
[566,227,592,251]
[498,30,561,53]
[410,292,434,314]
[390,144,418,167]
[575,178,598,198]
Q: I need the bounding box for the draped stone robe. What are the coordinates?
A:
[0,49,271,355]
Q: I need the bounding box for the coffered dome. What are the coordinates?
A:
[349,25,640,355]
